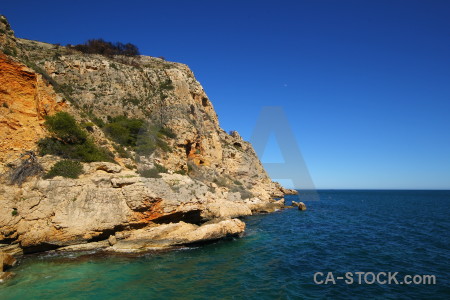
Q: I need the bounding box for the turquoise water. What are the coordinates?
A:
[1,190,449,299]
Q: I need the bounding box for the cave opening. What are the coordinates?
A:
[233,142,242,148]
[184,141,193,157]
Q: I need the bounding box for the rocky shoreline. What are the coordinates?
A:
[0,14,300,282]
[0,161,297,270]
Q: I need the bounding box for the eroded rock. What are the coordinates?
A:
[298,202,307,211]
[0,252,17,272]
[110,219,245,252]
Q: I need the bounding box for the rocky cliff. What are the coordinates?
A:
[0,15,295,256]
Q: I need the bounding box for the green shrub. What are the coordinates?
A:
[91,116,105,128]
[104,116,144,147]
[113,144,130,158]
[135,138,157,156]
[44,112,87,144]
[154,163,168,173]
[105,116,173,155]
[239,190,254,200]
[156,139,172,153]
[138,168,161,178]
[3,47,17,57]
[44,160,83,179]
[123,98,141,106]
[158,127,177,139]
[137,162,168,178]
[160,79,174,90]
[81,122,95,132]
[11,209,18,216]
[230,185,254,200]
[71,39,140,57]
[175,169,187,175]
[214,177,229,187]
[38,112,113,162]
[38,137,113,162]
[59,83,74,95]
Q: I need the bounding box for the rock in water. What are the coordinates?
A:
[0,252,17,282]
[291,201,299,207]
[0,271,15,283]
[0,252,17,271]
[298,202,307,211]
[108,235,117,246]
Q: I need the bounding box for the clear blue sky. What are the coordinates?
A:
[2,0,449,189]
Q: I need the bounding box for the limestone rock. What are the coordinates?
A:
[0,271,14,283]
[298,202,307,211]
[280,187,298,195]
[108,235,117,246]
[0,252,17,272]
[183,219,245,243]
[291,201,299,207]
[110,219,245,252]
[244,198,285,213]
[86,162,122,174]
[0,244,22,256]
[201,201,252,220]
[56,241,109,252]
[111,176,140,188]
[0,17,296,255]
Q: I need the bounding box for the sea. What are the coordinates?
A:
[1,190,449,299]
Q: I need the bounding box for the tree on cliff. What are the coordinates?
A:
[70,39,140,57]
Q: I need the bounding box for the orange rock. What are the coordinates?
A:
[0,53,65,164]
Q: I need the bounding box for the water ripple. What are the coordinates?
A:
[1,190,449,299]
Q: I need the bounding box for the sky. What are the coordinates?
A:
[2,0,449,189]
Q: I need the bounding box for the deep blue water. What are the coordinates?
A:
[1,190,449,299]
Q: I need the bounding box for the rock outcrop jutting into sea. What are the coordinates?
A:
[0,15,297,256]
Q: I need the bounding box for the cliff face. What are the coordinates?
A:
[0,16,292,255]
[17,39,278,199]
[0,53,65,170]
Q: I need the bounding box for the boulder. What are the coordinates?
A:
[202,201,252,220]
[0,252,17,272]
[0,271,14,283]
[275,198,285,206]
[56,241,110,252]
[183,219,245,244]
[110,219,245,252]
[291,201,299,207]
[282,188,298,195]
[110,176,139,188]
[298,202,307,211]
[86,162,122,174]
[244,197,285,213]
[108,235,117,246]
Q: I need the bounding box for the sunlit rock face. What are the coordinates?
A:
[0,15,293,255]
